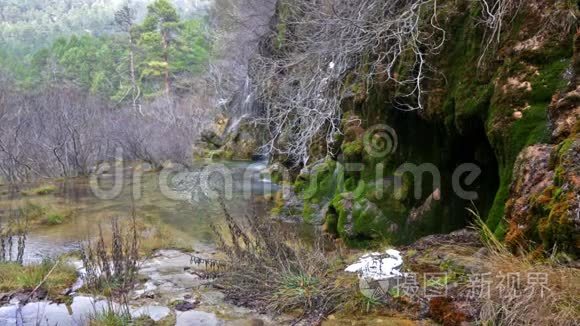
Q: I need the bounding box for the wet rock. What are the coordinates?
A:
[176,310,220,326]
[10,292,29,304]
[32,288,48,300]
[201,130,225,149]
[504,141,579,253]
[221,115,265,160]
[173,300,198,311]
[131,305,171,321]
[548,85,580,141]
[404,229,480,251]
[0,293,11,304]
[196,114,265,161]
[407,188,442,226]
[130,249,284,324]
[330,192,386,239]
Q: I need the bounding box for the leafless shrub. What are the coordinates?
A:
[0,83,209,183]
[476,0,522,67]
[0,225,27,264]
[247,0,446,166]
[211,202,356,322]
[0,201,28,264]
[81,216,139,298]
[207,0,277,115]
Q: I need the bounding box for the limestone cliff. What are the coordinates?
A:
[260,0,578,254]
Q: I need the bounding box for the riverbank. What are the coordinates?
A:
[1,218,578,325]
[0,249,289,325]
[0,163,577,325]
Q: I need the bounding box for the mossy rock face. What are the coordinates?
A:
[195,114,266,161]
[220,117,266,160]
[274,0,578,252]
[326,191,394,243]
[296,159,345,224]
[505,138,579,256]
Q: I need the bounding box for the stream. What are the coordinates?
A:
[0,160,298,325]
[0,160,276,263]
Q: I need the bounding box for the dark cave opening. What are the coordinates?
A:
[386,110,500,241]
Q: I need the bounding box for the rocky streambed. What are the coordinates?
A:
[0,249,287,326]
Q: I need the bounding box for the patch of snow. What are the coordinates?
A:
[345,249,404,280]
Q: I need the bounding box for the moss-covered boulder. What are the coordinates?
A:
[195,115,265,161]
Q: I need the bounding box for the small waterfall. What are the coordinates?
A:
[239,76,256,116]
[226,113,249,135]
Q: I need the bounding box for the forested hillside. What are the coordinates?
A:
[0,0,218,182]
[0,0,212,100]
[0,0,211,54]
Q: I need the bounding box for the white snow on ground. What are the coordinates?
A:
[345,249,404,280]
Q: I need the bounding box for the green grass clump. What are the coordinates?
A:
[274,273,321,307]
[0,259,77,298]
[19,203,46,222]
[88,309,132,326]
[17,202,73,226]
[45,213,65,225]
[21,184,56,196]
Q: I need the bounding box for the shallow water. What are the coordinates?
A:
[0,160,277,263]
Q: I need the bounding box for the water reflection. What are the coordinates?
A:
[0,161,278,263]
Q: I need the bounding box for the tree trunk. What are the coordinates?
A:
[128,36,139,111]
[162,31,171,97]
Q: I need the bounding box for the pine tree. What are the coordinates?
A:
[137,0,180,97]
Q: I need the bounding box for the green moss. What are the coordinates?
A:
[538,198,576,252]
[274,1,290,50]
[352,180,366,200]
[435,0,492,129]
[331,193,348,237]
[301,160,343,202]
[486,55,570,233]
[302,202,315,223]
[508,103,550,159]
[529,59,571,103]
[324,207,339,236]
[341,139,364,160]
[557,138,575,157]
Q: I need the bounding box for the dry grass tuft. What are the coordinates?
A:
[211,202,358,322]
[473,216,580,325]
